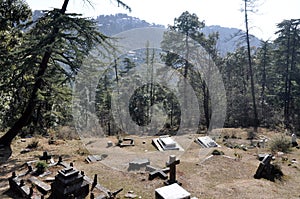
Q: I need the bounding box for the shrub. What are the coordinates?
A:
[55,126,79,140]
[36,161,48,174]
[269,134,291,153]
[27,140,39,149]
[212,149,224,155]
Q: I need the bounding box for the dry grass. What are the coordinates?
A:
[0,128,300,198]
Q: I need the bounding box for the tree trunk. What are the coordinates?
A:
[244,0,259,132]
[0,0,70,146]
[260,41,268,119]
[202,83,210,129]
[283,25,291,129]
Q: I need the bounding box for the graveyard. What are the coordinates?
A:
[0,128,300,198]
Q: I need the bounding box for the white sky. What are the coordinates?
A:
[26,0,300,40]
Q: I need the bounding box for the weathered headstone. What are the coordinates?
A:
[107,141,113,147]
[254,154,283,181]
[291,133,298,147]
[165,155,180,185]
[155,183,190,199]
[254,154,272,179]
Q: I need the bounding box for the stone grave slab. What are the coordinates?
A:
[86,155,103,163]
[152,135,184,151]
[128,158,150,171]
[29,176,51,195]
[196,136,220,148]
[155,183,191,199]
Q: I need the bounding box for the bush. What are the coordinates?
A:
[212,149,224,155]
[36,161,48,174]
[269,134,291,153]
[55,126,79,140]
[27,140,39,149]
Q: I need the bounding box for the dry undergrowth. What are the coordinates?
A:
[0,128,299,199]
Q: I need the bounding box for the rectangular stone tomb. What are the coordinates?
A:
[155,183,191,199]
[196,136,220,148]
[152,136,184,151]
[51,167,89,199]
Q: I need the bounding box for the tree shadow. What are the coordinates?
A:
[0,145,12,165]
[2,188,23,199]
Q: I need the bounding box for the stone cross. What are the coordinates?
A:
[39,151,51,163]
[165,155,181,185]
[254,154,272,179]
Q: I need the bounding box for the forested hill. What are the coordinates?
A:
[94,13,261,56]
[95,13,164,35]
[202,25,261,56]
[32,11,260,55]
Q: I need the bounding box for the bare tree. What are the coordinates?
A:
[243,0,259,133]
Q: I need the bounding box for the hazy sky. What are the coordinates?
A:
[26,0,300,40]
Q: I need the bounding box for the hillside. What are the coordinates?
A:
[95,13,261,55]
[31,11,261,56]
[1,128,300,198]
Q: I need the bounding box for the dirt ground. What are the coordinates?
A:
[0,128,300,198]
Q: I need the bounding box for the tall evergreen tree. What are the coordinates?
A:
[0,0,131,146]
[274,19,300,130]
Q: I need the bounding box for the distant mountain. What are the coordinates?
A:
[95,13,164,36]
[201,25,261,56]
[31,11,261,56]
[95,14,261,56]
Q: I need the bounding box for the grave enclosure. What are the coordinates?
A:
[8,152,123,199]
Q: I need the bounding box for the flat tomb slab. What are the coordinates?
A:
[152,136,184,151]
[155,183,190,199]
[29,176,51,194]
[196,136,220,148]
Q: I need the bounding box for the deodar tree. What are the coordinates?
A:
[0,0,130,147]
[161,11,219,131]
[274,19,300,130]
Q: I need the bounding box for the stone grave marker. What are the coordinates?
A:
[165,155,181,185]
[254,154,283,181]
[128,158,150,171]
[107,141,113,147]
[146,165,170,180]
[39,151,52,163]
[291,133,298,147]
